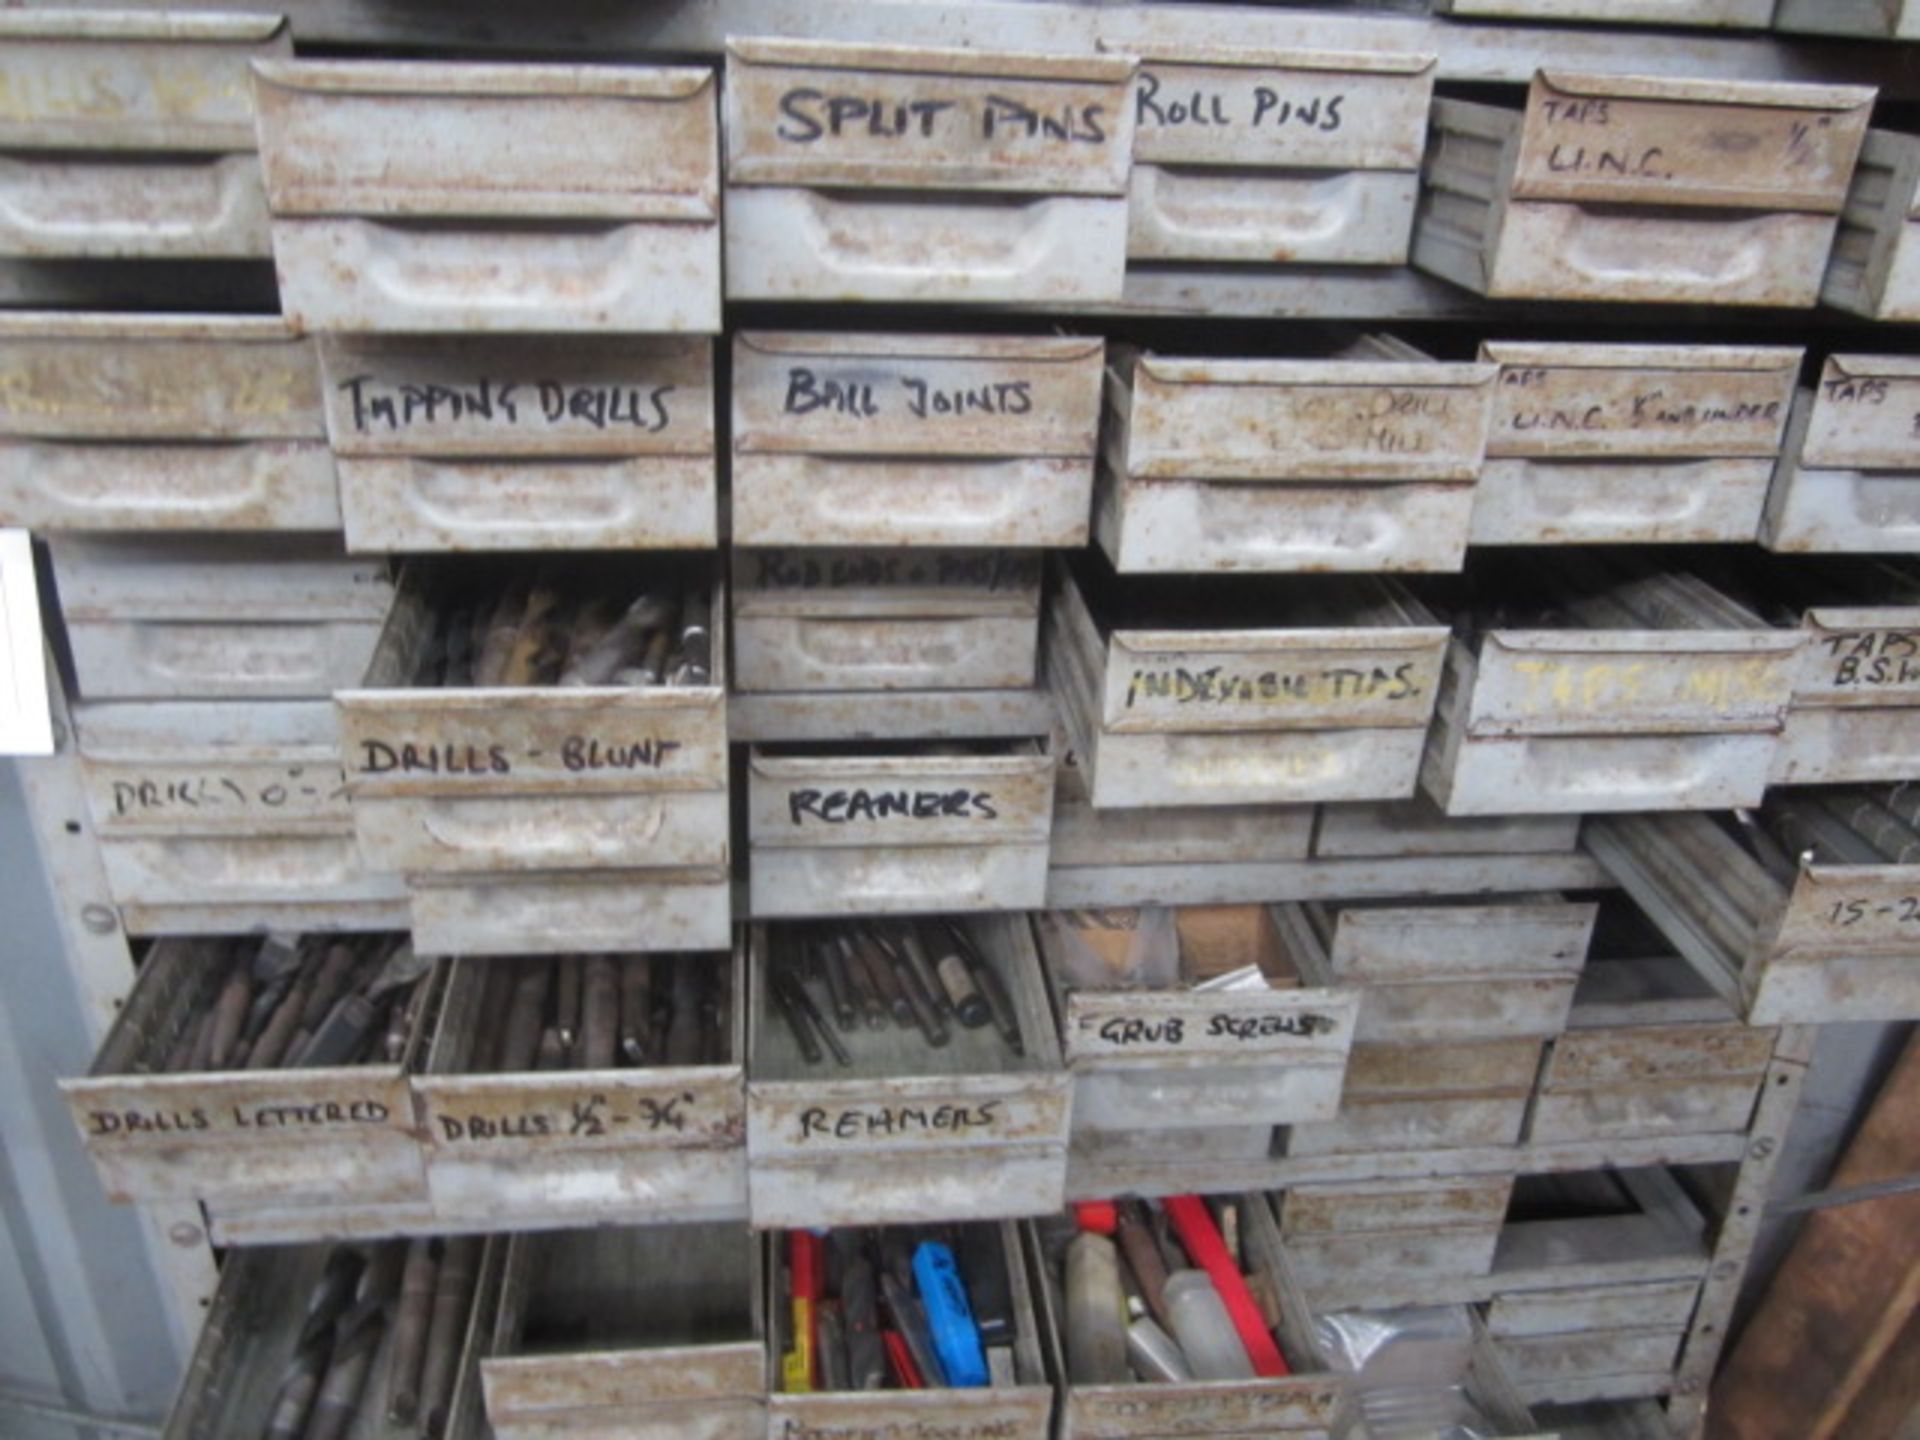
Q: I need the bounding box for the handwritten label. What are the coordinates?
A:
[355,734,683,778]
[84,1097,390,1138]
[1495,364,1785,449]
[1124,661,1423,711]
[1506,657,1784,716]
[432,1087,730,1144]
[782,366,1032,423]
[0,356,304,426]
[1814,630,1920,690]
[1291,387,1458,456]
[1091,1012,1336,1045]
[1137,69,1343,134]
[788,789,998,825]
[749,549,1039,593]
[795,1099,1000,1142]
[1824,895,1920,929]
[774,89,1105,146]
[777,1416,1027,1440]
[336,375,676,436]
[101,766,348,822]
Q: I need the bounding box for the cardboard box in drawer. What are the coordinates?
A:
[251,60,720,333]
[0,313,336,531]
[724,39,1137,303]
[746,915,1070,1227]
[318,334,716,552]
[1037,905,1358,1134]
[483,1226,764,1440]
[1420,558,1805,815]
[1125,45,1435,265]
[1776,0,1920,37]
[1026,1197,1356,1440]
[748,739,1055,916]
[51,533,391,701]
[1474,342,1800,546]
[1416,71,1873,306]
[732,332,1103,548]
[1822,130,1920,321]
[417,948,747,1230]
[0,12,283,259]
[1764,356,1920,553]
[1099,340,1498,574]
[1047,555,1449,809]
[337,555,730,953]
[733,548,1043,693]
[62,933,434,1210]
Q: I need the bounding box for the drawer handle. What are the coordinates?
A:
[798,457,1028,537]
[1504,463,1714,526]
[20,442,275,517]
[0,154,256,243]
[1139,167,1360,246]
[144,627,329,685]
[361,221,637,313]
[796,189,1071,278]
[1561,209,1767,286]
[407,462,633,529]
[1847,475,1920,528]
[793,618,968,672]
[417,799,667,860]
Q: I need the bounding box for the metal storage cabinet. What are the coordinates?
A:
[731,332,1104,549]
[1764,355,1920,554]
[481,1226,765,1440]
[746,740,1056,916]
[1046,557,1450,809]
[318,335,717,552]
[723,39,1137,304]
[1098,340,1498,574]
[1025,1198,1357,1440]
[250,60,722,334]
[732,549,1043,693]
[0,11,283,259]
[61,936,437,1212]
[1473,343,1800,547]
[414,946,747,1231]
[1415,71,1873,306]
[745,916,1070,1228]
[0,313,336,532]
[1123,45,1435,265]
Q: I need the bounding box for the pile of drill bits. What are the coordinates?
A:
[264,1235,478,1440]
[770,920,1023,1067]
[417,568,711,689]
[158,934,428,1074]
[465,954,726,1073]
[1766,785,1920,868]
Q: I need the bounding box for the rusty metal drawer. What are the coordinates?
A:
[1440,0,1772,20]
[1763,358,1920,553]
[1280,897,1593,1043]
[483,1226,764,1440]
[1278,1175,1515,1310]
[1313,798,1578,859]
[164,1237,495,1440]
[1777,0,1920,37]
[724,40,1136,303]
[0,312,336,529]
[770,1220,1052,1440]
[409,868,733,957]
[1487,1278,1701,1340]
[733,549,1042,693]
[318,334,716,551]
[1474,342,1797,546]
[252,60,721,333]
[61,934,434,1210]
[1039,905,1358,1133]
[1048,557,1448,809]
[1029,1199,1356,1440]
[1822,129,1920,321]
[746,915,1070,1228]
[1053,762,1316,868]
[1285,1036,1542,1157]
[0,13,284,260]
[74,699,349,837]
[731,332,1103,548]
[1126,47,1434,265]
[68,616,383,701]
[1415,75,1873,306]
[747,740,1055,917]
[1099,343,1497,574]
[416,946,747,1229]
[100,831,407,917]
[1528,1021,1773,1143]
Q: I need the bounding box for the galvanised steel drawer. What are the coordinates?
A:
[319,334,717,552]
[0,12,283,259]
[0,312,335,530]
[724,39,1136,304]
[1098,340,1497,574]
[1415,72,1873,306]
[731,331,1103,548]
[1125,45,1434,266]
[252,60,721,333]
[1763,355,1920,554]
[1473,342,1799,547]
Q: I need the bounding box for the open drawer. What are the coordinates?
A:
[1047,554,1448,809]
[1278,1175,1517,1311]
[724,40,1136,304]
[416,943,746,1229]
[318,334,717,552]
[747,739,1055,916]
[1037,905,1358,1134]
[1027,1194,1355,1438]
[767,1221,1053,1440]
[251,60,721,333]
[747,915,1069,1227]
[481,1225,765,1440]
[163,1236,496,1440]
[1763,356,1920,554]
[61,932,436,1210]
